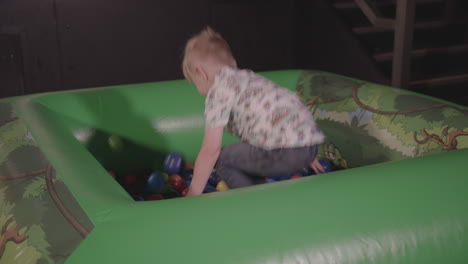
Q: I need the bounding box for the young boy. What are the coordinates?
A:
[183,27,325,196]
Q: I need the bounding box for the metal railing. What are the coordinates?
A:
[354,0,415,89]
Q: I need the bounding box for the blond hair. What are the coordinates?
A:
[182,27,236,82]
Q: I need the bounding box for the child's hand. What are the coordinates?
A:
[310,158,326,174]
[186,187,200,196]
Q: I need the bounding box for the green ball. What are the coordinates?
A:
[160,183,175,193]
[161,172,169,182]
[108,135,124,151]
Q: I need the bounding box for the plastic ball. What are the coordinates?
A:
[108,135,124,152]
[278,174,293,181]
[147,171,166,193]
[266,177,277,183]
[160,183,175,193]
[318,159,332,173]
[203,185,217,193]
[299,166,314,177]
[132,195,145,201]
[208,171,221,186]
[108,170,117,180]
[181,169,193,181]
[123,173,137,185]
[216,180,229,192]
[161,188,180,199]
[168,174,186,193]
[163,152,184,175]
[158,172,168,182]
[146,194,164,201]
[291,174,301,179]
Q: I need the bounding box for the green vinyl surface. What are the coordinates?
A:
[2,70,468,263]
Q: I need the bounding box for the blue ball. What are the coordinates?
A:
[203,185,217,193]
[163,152,184,175]
[266,178,277,183]
[186,180,192,188]
[299,166,314,176]
[208,172,221,186]
[132,195,145,201]
[181,169,193,181]
[147,171,165,193]
[318,159,332,173]
[278,174,294,181]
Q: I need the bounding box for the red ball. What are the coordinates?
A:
[108,170,117,180]
[291,174,301,179]
[168,174,186,193]
[146,194,164,201]
[185,164,195,170]
[124,173,137,185]
[181,188,189,197]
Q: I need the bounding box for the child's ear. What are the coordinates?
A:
[195,66,209,81]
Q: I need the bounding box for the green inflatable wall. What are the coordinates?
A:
[1,70,468,263]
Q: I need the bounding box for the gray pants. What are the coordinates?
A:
[215,142,318,189]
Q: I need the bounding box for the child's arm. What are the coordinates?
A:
[187,126,224,196]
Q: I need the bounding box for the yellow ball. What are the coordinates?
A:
[216,180,229,192]
[108,135,124,152]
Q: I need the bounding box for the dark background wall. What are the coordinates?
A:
[0,0,417,98]
[0,0,61,97]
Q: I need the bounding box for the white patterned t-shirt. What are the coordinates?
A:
[205,66,325,150]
